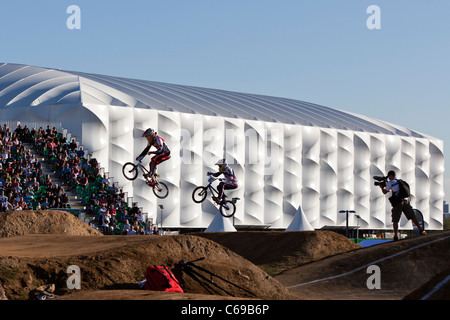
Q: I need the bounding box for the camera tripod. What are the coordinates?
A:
[179,257,256,298]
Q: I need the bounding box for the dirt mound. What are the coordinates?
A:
[0,210,102,238]
[196,231,361,275]
[0,234,295,300]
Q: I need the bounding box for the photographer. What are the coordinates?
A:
[380,171,426,241]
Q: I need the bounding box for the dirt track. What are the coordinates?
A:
[0,210,449,300]
[274,230,450,300]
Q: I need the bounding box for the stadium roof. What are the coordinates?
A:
[0,63,426,137]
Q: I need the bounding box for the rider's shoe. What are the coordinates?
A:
[220,199,229,210]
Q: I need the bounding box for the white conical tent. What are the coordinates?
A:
[205,211,237,232]
[286,206,314,231]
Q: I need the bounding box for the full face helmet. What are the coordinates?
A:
[215,159,228,171]
[142,128,156,142]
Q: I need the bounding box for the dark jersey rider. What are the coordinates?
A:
[209,159,238,205]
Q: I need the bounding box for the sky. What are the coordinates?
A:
[1,0,450,201]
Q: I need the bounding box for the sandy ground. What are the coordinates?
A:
[0,210,448,301]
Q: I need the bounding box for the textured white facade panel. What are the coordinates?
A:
[429,140,445,230]
[354,132,371,228]
[301,126,321,228]
[369,134,387,228]
[415,138,431,227]
[337,130,355,224]
[283,125,302,226]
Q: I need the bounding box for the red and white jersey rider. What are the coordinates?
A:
[136,128,171,177]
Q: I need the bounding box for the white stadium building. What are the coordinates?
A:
[0,63,444,231]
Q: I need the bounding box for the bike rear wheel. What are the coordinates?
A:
[153,181,169,199]
[220,200,236,218]
[122,162,138,181]
[192,186,207,203]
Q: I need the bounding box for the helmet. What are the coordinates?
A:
[215,159,228,170]
[215,159,228,166]
[142,128,156,138]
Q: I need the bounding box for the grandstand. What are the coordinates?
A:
[1,122,147,234]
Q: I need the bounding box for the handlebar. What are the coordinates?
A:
[207,173,225,183]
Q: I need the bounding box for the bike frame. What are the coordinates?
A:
[204,177,221,199]
[135,161,150,175]
[135,160,160,180]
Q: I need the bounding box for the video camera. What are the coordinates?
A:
[373,176,388,188]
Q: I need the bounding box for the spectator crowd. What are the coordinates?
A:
[1,124,70,211]
[0,123,159,236]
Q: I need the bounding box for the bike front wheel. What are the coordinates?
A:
[122,162,138,181]
[220,201,236,218]
[192,186,207,203]
[153,181,169,199]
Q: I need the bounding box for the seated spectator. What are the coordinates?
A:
[1,196,13,211]
[137,225,145,235]
[144,222,153,235]
[42,174,53,188]
[0,190,7,202]
[152,226,161,235]
[68,139,77,153]
[76,147,85,159]
[16,196,28,210]
[60,163,71,182]
[102,211,111,235]
[40,197,50,210]
[129,212,138,226]
[89,221,99,230]
[60,190,69,208]
[122,219,131,233]
[77,173,89,188]
[108,204,116,220]
[127,226,137,235]
[98,194,108,206]
[137,210,145,224]
[129,202,139,216]
[101,174,110,186]
[121,209,129,223]
[99,203,108,220]
[97,183,108,195]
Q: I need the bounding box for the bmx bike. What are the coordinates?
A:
[122,158,169,199]
[192,174,239,218]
